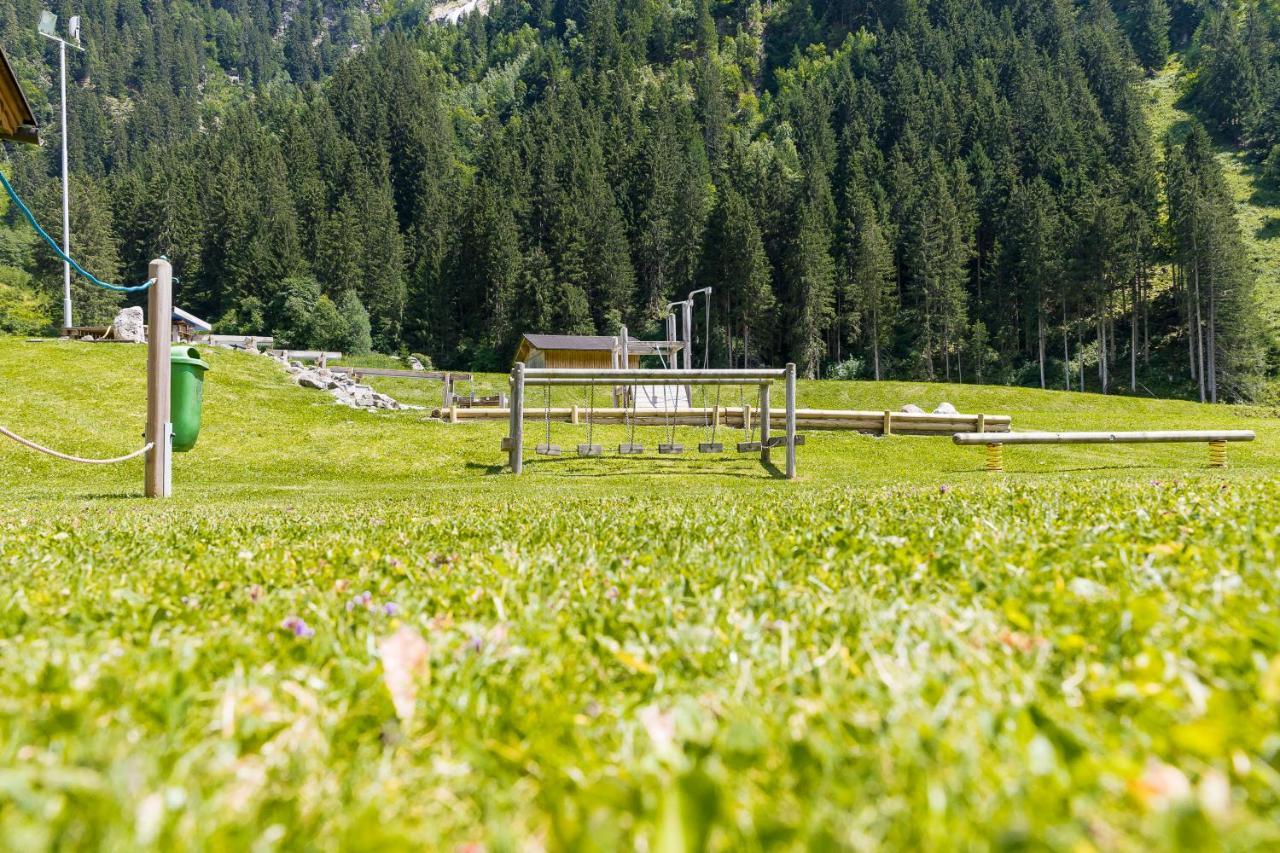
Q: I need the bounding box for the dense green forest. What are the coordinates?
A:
[0,0,1277,400]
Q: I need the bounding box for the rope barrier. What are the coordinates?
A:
[0,170,154,293]
[0,426,153,465]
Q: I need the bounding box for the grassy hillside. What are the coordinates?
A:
[1145,59,1280,366]
[1,340,1278,848]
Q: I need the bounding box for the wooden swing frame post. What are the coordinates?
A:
[144,258,173,498]
[758,382,770,465]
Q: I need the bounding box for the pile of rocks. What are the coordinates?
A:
[288,364,407,410]
[244,349,416,411]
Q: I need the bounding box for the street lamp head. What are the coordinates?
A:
[69,16,81,46]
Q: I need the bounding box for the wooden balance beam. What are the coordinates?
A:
[953,430,1256,471]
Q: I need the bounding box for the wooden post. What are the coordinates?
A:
[759,382,771,464]
[785,363,796,480]
[449,405,458,424]
[883,410,892,436]
[442,374,452,412]
[509,362,525,474]
[977,413,986,434]
[571,405,579,425]
[145,258,173,498]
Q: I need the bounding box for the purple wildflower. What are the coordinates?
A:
[347,591,373,612]
[939,484,950,495]
[281,616,315,638]
[383,602,399,617]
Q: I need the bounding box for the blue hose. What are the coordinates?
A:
[0,169,153,293]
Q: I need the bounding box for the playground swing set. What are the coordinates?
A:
[505,363,802,478]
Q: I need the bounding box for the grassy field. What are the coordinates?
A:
[1,338,1279,849]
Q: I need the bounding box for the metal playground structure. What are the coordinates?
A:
[504,364,801,479]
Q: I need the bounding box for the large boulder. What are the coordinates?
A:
[111,306,146,343]
[900,403,924,414]
[297,370,328,390]
[933,402,958,415]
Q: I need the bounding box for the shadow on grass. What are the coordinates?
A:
[469,454,782,480]
[1256,217,1280,240]
[937,463,1166,475]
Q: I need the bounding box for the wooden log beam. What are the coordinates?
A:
[330,366,473,381]
[954,430,1254,445]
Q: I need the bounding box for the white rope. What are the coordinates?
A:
[0,426,154,465]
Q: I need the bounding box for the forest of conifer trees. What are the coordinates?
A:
[0,0,1276,401]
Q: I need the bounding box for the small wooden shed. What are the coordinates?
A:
[514,334,643,369]
[0,48,39,145]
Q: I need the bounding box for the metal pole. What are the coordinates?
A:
[523,368,787,380]
[618,324,629,408]
[145,259,173,498]
[785,363,797,480]
[759,382,771,465]
[59,39,72,331]
[682,299,693,370]
[509,362,524,474]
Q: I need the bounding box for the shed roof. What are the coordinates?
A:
[0,48,39,145]
[519,333,682,352]
[520,334,625,351]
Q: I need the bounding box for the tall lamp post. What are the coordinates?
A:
[38,11,83,331]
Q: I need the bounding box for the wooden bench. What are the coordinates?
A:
[953,430,1256,471]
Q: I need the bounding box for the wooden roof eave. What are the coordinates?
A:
[0,48,39,145]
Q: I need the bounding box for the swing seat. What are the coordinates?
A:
[736,441,761,452]
[698,442,724,453]
[535,443,562,456]
[658,443,684,454]
[577,444,603,457]
[618,443,644,455]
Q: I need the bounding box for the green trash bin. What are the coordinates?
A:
[170,346,210,453]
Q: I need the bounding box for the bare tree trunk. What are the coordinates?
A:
[1182,262,1192,379]
[1062,286,1071,391]
[1207,270,1217,404]
[1193,257,1205,403]
[1038,296,1046,390]
[1130,273,1138,393]
[943,321,951,382]
[871,301,881,381]
[1141,258,1150,365]
[1078,324,1085,391]
[1097,298,1108,395]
